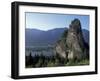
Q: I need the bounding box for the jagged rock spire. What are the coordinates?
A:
[55,18,89,61]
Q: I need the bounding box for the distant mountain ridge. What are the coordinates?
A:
[25,28,89,46]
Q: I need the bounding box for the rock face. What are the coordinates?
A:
[55,19,89,61]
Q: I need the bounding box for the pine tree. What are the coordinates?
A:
[29,52,33,65]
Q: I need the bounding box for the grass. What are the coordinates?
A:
[26,58,89,68]
[26,51,89,68]
[65,59,89,66]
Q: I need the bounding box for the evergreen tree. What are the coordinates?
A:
[29,52,33,65]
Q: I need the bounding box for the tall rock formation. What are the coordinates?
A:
[55,19,89,61]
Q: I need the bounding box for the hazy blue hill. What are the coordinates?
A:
[82,29,89,44]
[25,28,44,46]
[25,28,89,46]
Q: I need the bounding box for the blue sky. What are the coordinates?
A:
[25,12,89,31]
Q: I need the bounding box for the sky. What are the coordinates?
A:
[25,12,89,31]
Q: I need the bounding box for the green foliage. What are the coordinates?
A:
[26,51,89,68]
[65,59,89,66]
